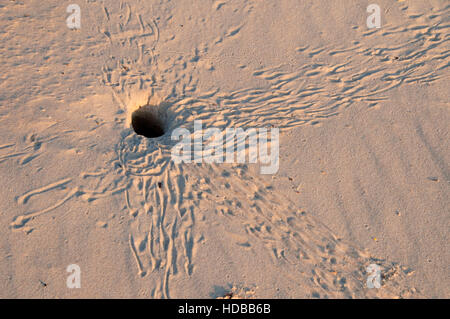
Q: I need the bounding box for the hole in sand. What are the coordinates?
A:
[131,104,167,138]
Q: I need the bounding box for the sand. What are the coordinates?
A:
[0,0,448,298]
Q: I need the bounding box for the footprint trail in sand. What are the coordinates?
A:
[2,0,449,298]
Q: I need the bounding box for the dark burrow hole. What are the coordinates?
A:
[131,105,166,138]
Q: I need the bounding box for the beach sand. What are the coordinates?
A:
[0,0,448,298]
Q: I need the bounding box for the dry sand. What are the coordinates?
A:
[0,0,448,298]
